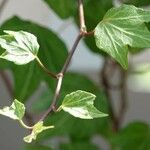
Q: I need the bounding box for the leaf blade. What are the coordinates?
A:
[61,90,108,119]
[0,30,39,65]
[111,122,150,150]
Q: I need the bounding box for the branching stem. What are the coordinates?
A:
[101,58,119,131]
[38,0,94,122]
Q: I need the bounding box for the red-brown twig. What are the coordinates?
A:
[118,69,127,127]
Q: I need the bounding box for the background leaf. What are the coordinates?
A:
[43,0,76,19]
[128,63,150,92]
[111,122,150,150]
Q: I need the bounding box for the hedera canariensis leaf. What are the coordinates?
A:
[0,99,25,120]
[59,90,108,119]
[23,121,54,143]
[94,5,150,69]
[0,30,39,65]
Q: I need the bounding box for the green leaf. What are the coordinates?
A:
[0,99,25,120]
[43,0,76,19]
[23,121,54,143]
[94,5,150,69]
[60,90,108,119]
[111,122,150,150]
[0,30,39,65]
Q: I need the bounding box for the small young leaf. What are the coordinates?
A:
[0,30,39,65]
[94,5,150,69]
[60,90,108,119]
[0,99,25,120]
[23,121,54,143]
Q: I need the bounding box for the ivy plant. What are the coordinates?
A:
[0,0,150,150]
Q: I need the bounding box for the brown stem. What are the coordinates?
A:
[38,0,89,121]
[101,58,119,132]
[118,69,127,127]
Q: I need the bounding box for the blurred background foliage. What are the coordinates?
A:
[0,0,150,150]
